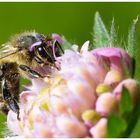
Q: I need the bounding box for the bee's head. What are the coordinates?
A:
[13,32,44,50]
[28,33,63,63]
[29,33,63,52]
[29,37,56,63]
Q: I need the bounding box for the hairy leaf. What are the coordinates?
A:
[93,12,110,47]
[110,18,117,47]
[127,17,138,58]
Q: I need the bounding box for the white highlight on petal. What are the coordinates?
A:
[80,40,90,53]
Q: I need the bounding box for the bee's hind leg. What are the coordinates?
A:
[0,69,8,114]
[2,78,20,120]
[0,63,20,120]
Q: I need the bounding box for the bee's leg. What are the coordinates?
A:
[19,64,44,78]
[2,78,20,120]
[34,56,58,71]
[34,55,45,64]
[0,66,9,115]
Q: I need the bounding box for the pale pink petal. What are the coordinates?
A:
[90,118,107,138]
[96,92,118,116]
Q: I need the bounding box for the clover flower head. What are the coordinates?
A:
[7,39,139,138]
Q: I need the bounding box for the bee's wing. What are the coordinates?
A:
[0,44,19,59]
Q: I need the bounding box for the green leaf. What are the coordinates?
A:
[110,18,117,47]
[61,36,72,50]
[107,114,127,138]
[119,86,133,116]
[93,12,110,47]
[128,90,140,137]
[20,78,30,91]
[0,113,6,138]
[129,116,140,138]
[127,16,138,58]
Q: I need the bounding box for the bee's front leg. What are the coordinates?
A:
[19,64,45,78]
[2,78,20,120]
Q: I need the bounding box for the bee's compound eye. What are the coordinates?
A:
[37,46,47,58]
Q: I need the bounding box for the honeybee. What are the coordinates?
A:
[0,31,64,120]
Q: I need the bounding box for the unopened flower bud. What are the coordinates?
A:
[82,109,101,126]
[96,83,111,96]
[114,79,140,104]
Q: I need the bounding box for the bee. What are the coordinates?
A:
[0,31,64,120]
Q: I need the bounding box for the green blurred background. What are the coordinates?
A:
[0,2,140,137]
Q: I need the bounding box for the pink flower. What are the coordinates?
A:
[7,42,139,138]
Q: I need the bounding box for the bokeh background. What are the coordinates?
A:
[0,2,140,137]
